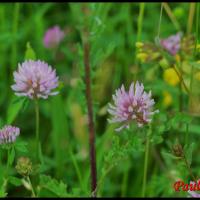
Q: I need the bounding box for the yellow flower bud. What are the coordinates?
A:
[151,52,160,60]
[135,42,144,48]
[136,53,148,63]
[194,71,200,81]
[196,44,200,50]
[163,67,180,86]
[175,54,181,63]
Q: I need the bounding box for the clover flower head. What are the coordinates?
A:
[16,157,33,177]
[107,81,159,132]
[160,32,182,55]
[11,60,59,99]
[188,191,200,198]
[43,25,65,49]
[0,125,20,145]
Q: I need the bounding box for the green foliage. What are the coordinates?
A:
[0,185,7,197]
[15,140,28,153]
[25,42,36,60]
[38,175,68,197]
[8,147,15,166]
[6,96,27,124]
[184,142,195,166]
[8,176,22,187]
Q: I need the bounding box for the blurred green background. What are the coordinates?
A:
[0,2,199,197]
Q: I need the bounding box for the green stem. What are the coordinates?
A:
[185,123,189,146]
[183,153,196,181]
[35,99,40,162]
[142,127,151,197]
[173,64,190,94]
[178,61,183,114]
[163,3,181,31]
[187,3,196,35]
[27,176,36,197]
[121,170,128,197]
[189,3,199,112]
[69,148,85,193]
[137,3,145,42]
[97,164,113,196]
[11,3,20,70]
[195,3,199,53]
[136,3,145,75]
[157,3,163,38]
[0,149,1,166]
[6,149,10,178]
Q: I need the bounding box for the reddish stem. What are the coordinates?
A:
[83,35,97,197]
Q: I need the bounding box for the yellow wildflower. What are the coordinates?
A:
[163,67,180,86]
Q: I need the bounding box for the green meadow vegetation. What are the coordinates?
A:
[0,2,200,197]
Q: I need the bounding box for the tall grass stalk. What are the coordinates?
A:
[142,126,151,197]
[11,3,20,69]
[137,3,145,42]
[187,3,196,35]
[157,3,163,38]
[189,3,199,118]
[163,3,180,31]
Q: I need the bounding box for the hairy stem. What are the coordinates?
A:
[83,32,97,197]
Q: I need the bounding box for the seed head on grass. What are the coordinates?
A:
[11,60,59,99]
[107,81,159,132]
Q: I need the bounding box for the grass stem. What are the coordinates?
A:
[142,127,151,197]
